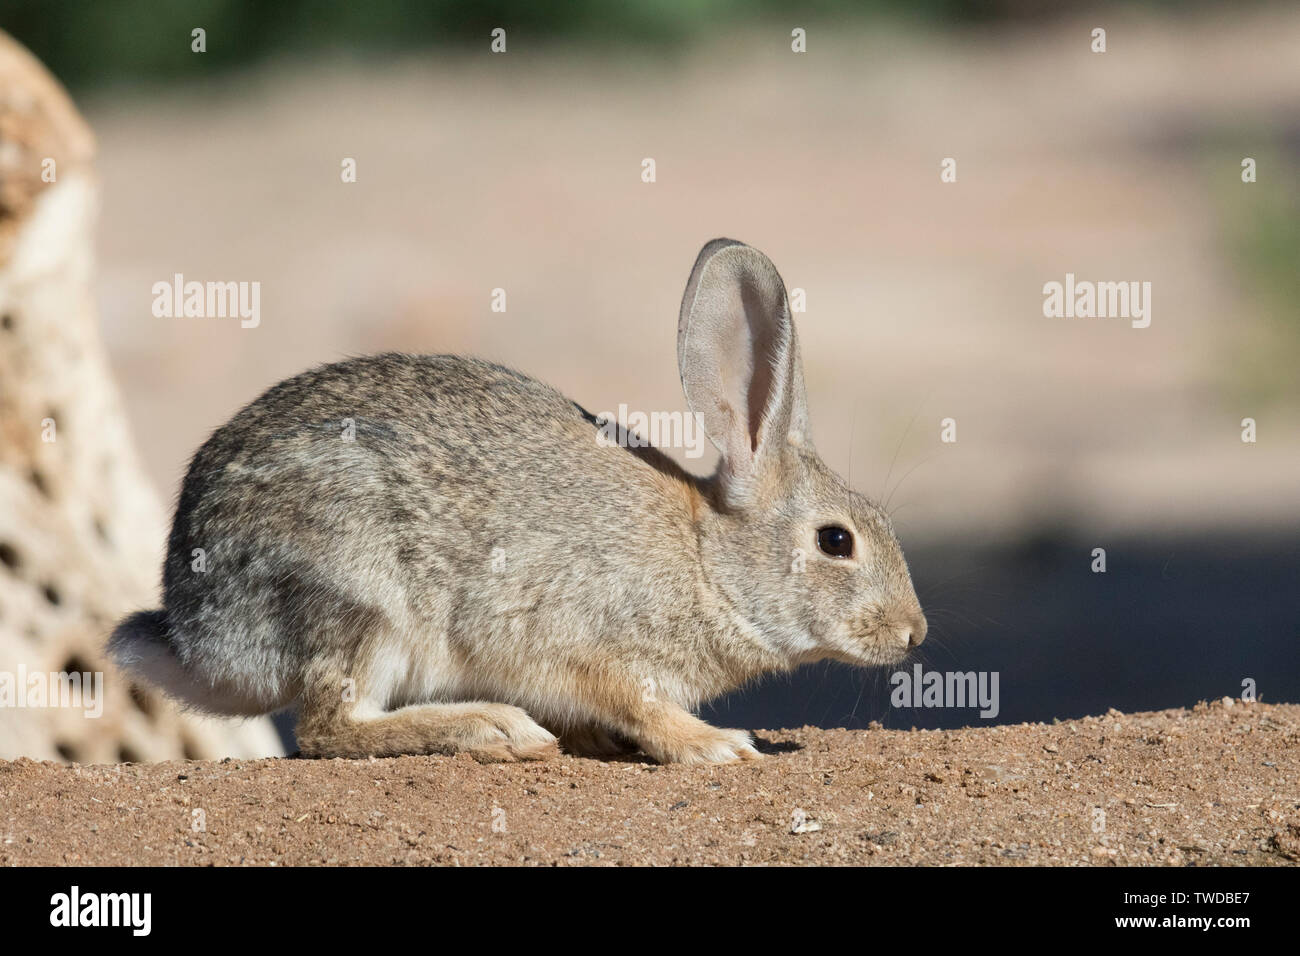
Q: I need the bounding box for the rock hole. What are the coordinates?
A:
[0,542,19,572]
[128,683,157,720]
[181,736,202,761]
[93,515,111,547]
[41,582,63,608]
[118,745,141,764]
[61,654,92,676]
[0,312,13,332]
[55,741,79,762]
[29,468,52,499]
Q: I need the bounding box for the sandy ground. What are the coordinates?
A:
[3,699,1296,866]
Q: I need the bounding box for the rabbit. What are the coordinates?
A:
[109,239,927,764]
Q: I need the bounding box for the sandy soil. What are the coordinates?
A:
[3,699,1296,866]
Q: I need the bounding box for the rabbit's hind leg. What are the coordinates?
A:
[294,647,556,760]
[284,593,558,761]
[297,696,558,761]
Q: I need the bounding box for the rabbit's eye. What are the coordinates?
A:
[816,525,854,558]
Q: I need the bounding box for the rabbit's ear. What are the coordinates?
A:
[677,239,811,506]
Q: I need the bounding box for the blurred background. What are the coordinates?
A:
[2,0,1295,746]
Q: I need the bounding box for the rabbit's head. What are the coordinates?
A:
[679,239,926,669]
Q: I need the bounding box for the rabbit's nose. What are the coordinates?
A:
[899,613,927,649]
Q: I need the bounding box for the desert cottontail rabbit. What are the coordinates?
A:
[110,239,926,764]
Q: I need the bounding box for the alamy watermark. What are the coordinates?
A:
[0,665,103,718]
[50,886,151,936]
[152,273,260,328]
[594,405,707,458]
[891,664,999,719]
[1042,273,1151,328]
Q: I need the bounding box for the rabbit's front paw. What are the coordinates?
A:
[645,724,762,765]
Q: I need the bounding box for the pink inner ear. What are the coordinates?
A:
[739,280,779,454]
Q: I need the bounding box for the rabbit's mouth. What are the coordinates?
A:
[820,622,917,668]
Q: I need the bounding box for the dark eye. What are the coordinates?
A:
[816,525,854,558]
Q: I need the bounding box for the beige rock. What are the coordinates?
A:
[0,31,281,762]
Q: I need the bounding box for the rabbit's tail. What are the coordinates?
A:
[108,610,221,711]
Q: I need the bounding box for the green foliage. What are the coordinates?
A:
[1215,150,1300,407]
[2,0,997,90]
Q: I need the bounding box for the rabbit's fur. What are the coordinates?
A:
[110,239,926,764]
